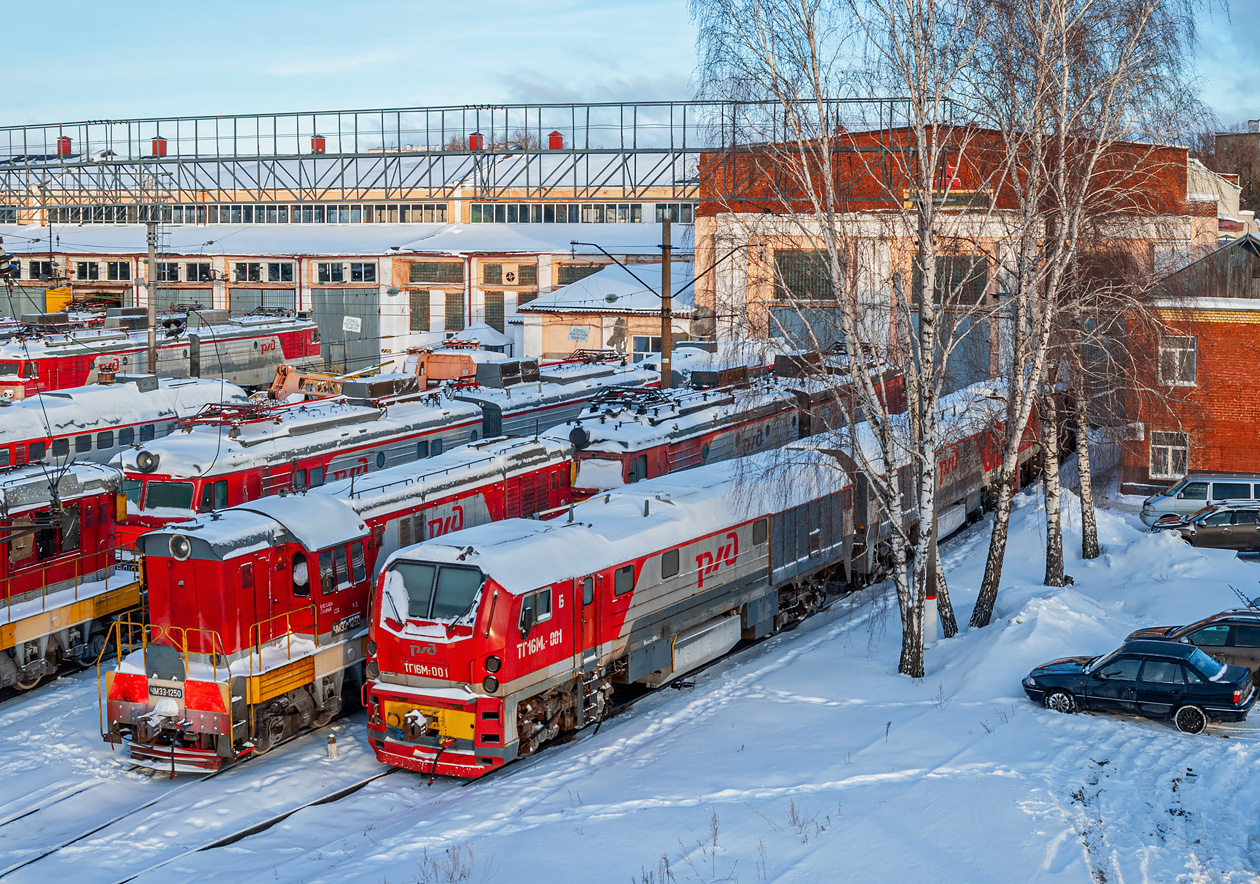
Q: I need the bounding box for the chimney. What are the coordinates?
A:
[1249,120,1260,134]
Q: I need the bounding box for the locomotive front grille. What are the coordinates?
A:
[381,700,475,742]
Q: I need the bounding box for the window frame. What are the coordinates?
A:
[1149,431,1189,481]
[1157,335,1197,386]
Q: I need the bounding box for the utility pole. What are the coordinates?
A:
[146,220,157,373]
[660,217,672,389]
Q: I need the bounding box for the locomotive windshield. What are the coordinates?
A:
[385,562,483,622]
[0,362,22,376]
[142,481,195,511]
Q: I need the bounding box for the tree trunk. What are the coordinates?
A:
[1042,387,1064,587]
[970,461,1018,628]
[895,539,924,678]
[930,529,958,638]
[1075,397,1100,560]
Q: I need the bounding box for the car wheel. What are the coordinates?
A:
[1044,689,1077,714]
[1174,705,1207,735]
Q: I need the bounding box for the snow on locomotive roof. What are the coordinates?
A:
[141,492,368,560]
[787,380,1009,471]
[313,436,572,522]
[0,461,120,513]
[0,378,248,442]
[451,366,656,411]
[383,449,850,596]
[114,395,482,478]
[541,382,798,450]
[0,313,311,359]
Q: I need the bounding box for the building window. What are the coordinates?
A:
[28,261,54,280]
[234,262,262,283]
[655,203,695,224]
[445,291,464,331]
[267,262,294,283]
[0,207,16,223]
[156,262,180,283]
[482,263,502,285]
[517,290,538,308]
[186,262,212,282]
[556,263,604,286]
[632,335,662,363]
[774,250,834,301]
[318,263,344,284]
[410,262,463,284]
[409,290,430,332]
[1150,431,1189,480]
[350,262,376,283]
[76,261,99,281]
[518,263,537,286]
[1158,336,1196,385]
[484,292,504,332]
[107,261,131,281]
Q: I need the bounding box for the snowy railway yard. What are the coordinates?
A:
[2,491,1259,883]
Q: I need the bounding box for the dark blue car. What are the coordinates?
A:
[1022,639,1256,734]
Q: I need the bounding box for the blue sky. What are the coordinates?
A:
[4,0,1254,127]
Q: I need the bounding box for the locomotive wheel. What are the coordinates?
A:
[251,714,285,755]
[12,672,42,691]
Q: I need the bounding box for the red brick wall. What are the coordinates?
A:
[1122,310,1260,493]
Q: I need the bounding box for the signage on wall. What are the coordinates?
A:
[568,326,590,342]
[342,315,363,333]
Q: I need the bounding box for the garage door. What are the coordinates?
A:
[311,287,380,373]
[230,288,297,314]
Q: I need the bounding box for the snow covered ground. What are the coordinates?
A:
[3,489,1260,883]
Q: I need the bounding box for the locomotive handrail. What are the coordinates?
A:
[1,544,137,624]
[246,604,320,679]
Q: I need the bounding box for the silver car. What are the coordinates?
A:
[1140,475,1260,526]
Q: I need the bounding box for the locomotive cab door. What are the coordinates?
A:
[574,574,599,672]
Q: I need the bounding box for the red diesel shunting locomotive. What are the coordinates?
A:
[1,463,139,691]
[100,436,573,772]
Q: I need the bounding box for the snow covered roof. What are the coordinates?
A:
[0,222,693,258]
[381,448,849,596]
[0,461,121,513]
[453,322,513,348]
[314,436,572,522]
[0,378,247,446]
[235,493,368,552]
[520,261,696,315]
[115,395,482,479]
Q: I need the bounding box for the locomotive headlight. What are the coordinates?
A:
[169,535,192,561]
[485,655,501,673]
[367,640,378,656]
[482,675,499,693]
[366,659,380,679]
[136,450,160,473]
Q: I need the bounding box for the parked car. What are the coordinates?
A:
[1022,639,1255,734]
[1127,609,1260,678]
[1141,474,1260,526]
[1150,502,1260,551]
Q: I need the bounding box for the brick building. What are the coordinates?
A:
[1121,234,1260,493]
[691,126,1243,391]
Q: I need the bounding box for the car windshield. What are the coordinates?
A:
[1187,507,1217,523]
[1162,479,1188,497]
[1086,650,1120,673]
[1188,647,1227,680]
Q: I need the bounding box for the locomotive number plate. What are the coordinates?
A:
[332,613,363,636]
[149,685,182,698]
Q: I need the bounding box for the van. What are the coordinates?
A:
[1141,474,1260,526]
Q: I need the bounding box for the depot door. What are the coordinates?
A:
[575,575,598,672]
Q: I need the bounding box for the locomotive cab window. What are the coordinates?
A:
[97,430,115,450]
[74,435,91,454]
[581,576,594,605]
[59,505,80,554]
[334,546,352,589]
[0,449,9,468]
[28,442,45,461]
[661,549,679,578]
[200,480,227,512]
[614,564,635,596]
[118,427,135,446]
[51,438,69,457]
[145,481,194,511]
[292,552,310,598]
[350,542,366,584]
[535,588,552,623]
[309,466,325,487]
[139,424,156,442]
[416,440,429,459]
[318,550,336,594]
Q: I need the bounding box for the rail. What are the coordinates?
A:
[247,604,320,680]
[1,545,137,625]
